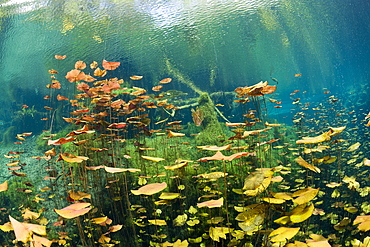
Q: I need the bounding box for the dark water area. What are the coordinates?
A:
[0,0,369,246]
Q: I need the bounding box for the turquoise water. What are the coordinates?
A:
[0,0,368,127]
[0,0,368,131]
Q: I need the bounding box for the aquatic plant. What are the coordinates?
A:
[0,57,369,247]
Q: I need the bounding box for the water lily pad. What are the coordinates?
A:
[131,182,167,196]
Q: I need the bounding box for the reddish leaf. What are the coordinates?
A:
[108,123,127,128]
[54,203,92,219]
[198,151,256,161]
[48,137,75,145]
[65,69,86,82]
[131,182,167,195]
[197,198,224,208]
[102,60,120,70]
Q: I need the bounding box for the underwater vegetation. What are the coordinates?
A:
[0,57,369,247]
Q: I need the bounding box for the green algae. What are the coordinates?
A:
[195,93,225,146]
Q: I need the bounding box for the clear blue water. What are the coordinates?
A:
[0,0,368,132]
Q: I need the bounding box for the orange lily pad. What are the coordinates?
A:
[131,182,167,195]
[58,153,89,163]
[159,78,172,84]
[197,198,224,208]
[102,60,120,70]
[54,203,92,219]
[48,137,75,145]
[198,151,255,162]
[66,125,95,136]
[197,144,231,151]
[104,166,141,173]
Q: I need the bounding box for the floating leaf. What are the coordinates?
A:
[198,151,255,161]
[326,182,341,188]
[152,85,163,91]
[290,203,315,223]
[271,176,284,182]
[271,192,293,200]
[164,161,188,170]
[331,189,340,198]
[48,137,75,145]
[167,130,185,137]
[159,193,180,200]
[91,216,108,225]
[305,234,331,247]
[0,222,13,232]
[286,241,308,247]
[54,203,92,219]
[108,122,127,128]
[353,215,370,231]
[346,142,361,152]
[130,75,143,80]
[108,224,123,232]
[173,239,189,247]
[197,198,224,208]
[322,156,337,164]
[104,166,141,173]
[55,55,66,59]
[344,206,358,213]
[141,155,165,162]
[209,227,233,242]
[295,156,320,173]
[173,214,188,226]
[350,236,370,247]
[0,181,8,192]
[131,182,167,195]
[9,215,31,243]
[58,153,89,163]
[292,187,319,205]
[262,197,286,204]
[94,67,107,77]
[197,144,231,151]
[66,125,95,136]
[188,206,197,214]
[69,190,91,201]
[74,61,86,70]
[85,165,105,170]
[269,227,300,242]
[22,208,40,220]
[148,219,167,226]
[235,81,275,97]
[65,69,86,82]
[243,127,271,137]
[98,234,111,243]
[235,204,267,234]
[243,173,272,196]
[296,132,331,144]
[226,122,246,127]
[198,172,227,180]
[102,60,120,70]
[186,219,200,226]
[159,78,172,84]
[32,234,53,247]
